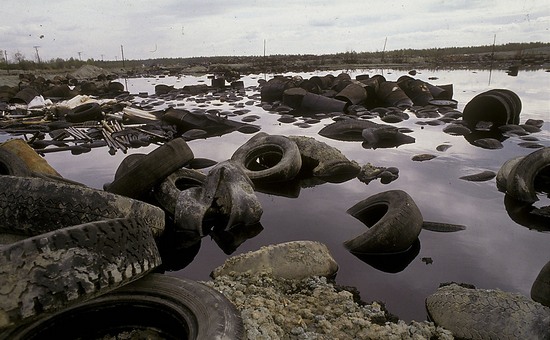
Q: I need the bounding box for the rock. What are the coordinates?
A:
[412,154,437,162]
[70,65,115,80]
[459,170,497,182]
[211,241,339,280]
[204,273,454,339]
[472,138,504,150]
[357,163,399,185]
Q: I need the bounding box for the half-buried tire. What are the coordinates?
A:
[0,274,245,340]
[344,190,423,254]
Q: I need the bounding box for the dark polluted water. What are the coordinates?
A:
[14,68,550,322]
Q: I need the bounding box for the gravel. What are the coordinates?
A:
[203,272,454,339]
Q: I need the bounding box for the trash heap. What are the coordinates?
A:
[0,68,549,339]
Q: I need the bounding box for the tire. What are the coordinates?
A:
[1,139,61,177]
[489,89,522,125]
[0,176,165,238]
[173,161,263,248]
[113,153,146,181]
[496,155,524,192]
[105,138,194,199]
[506,147,550,203]
[318,119,380,142]
[1,274,245,340]
[288,135,360,183]
[154,168,207,215]
[0,218,162,331]
[344,190,423,254]
[65,102,103,123]
[426,283,550,340]
[231,132,302,183]
[0,149,32,176]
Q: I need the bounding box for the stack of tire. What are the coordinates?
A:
[463,89,522,126]
[259,72,455,113]
[0,138,245,339]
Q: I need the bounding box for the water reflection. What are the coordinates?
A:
[350,238,421,273]
[211,222,264,255]
[504,194,550,232]
[33,68,549,323]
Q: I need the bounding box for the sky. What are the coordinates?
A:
[2,0,549,62]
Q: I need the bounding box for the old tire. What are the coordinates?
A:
[105,137,194,199]
[426,283,550,340]
[65,102,103,123]
[0,149,32,176]
[0,175,165,238]
[1,274,244,340]
[154,168,207,215]
[344,190,423,254]
[496,155,524,192]
[0,218,162,331]
[231,132,302,183]
[0,139,61,177]
[113,153,146,181]
[506,147,550,203]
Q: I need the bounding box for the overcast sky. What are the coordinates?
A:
[2,0,549,62]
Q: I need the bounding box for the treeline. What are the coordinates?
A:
[384,42,550,57]
[1,41,549,72]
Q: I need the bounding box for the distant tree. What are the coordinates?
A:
[14,51,25,64]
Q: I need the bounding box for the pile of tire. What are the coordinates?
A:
[0,138,245,339]
[260,72,454,112]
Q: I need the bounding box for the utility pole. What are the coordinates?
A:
[33,46,41,63]
[120,45,125,68]
[381,37,387,62]
[77,51,82,61]
[4,50,9,74]
[488,34,497,86]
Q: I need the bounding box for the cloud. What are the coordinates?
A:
[2,0,549,60]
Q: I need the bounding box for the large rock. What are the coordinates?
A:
[211,241,338,280]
